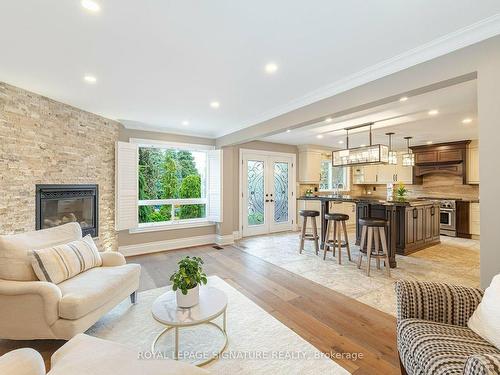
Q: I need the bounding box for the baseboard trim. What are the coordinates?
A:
[232,230,242,240]
[119,234,218,257]
[216,233,235,246]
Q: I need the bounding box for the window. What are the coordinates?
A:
[115,140,222,232]
[319,160,349,191]
[138,146,208,226]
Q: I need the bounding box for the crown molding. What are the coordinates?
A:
[220,14,500,138]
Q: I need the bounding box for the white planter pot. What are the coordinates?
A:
[176,284,199,308]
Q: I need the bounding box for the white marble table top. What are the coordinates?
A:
[151,286,227,327]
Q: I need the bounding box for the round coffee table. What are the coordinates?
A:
[151,286,228,366]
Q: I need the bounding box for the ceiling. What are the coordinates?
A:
[262,80,478,150]
[0,1,499,138]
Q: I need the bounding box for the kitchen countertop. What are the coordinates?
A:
[297,195,438,206]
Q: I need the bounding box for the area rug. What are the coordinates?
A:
[86,276,349,375]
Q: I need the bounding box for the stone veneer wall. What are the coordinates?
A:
[0,82,119,251]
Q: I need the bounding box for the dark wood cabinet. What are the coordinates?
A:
[398,203,440,255]
[355,201,440,260]
[410,141,470,184]
[456,201,471,238]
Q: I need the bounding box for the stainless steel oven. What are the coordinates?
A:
[439,200,457,237]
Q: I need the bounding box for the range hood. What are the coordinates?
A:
[411,140,470,184]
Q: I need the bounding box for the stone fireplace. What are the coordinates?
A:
[36,184,99,237]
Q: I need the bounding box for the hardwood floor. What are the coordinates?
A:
[0,244,400,375]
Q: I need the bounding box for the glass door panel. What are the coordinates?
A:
[273,162,289,223]
[247,160,265,226]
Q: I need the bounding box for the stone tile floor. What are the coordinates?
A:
[234,231,480,315]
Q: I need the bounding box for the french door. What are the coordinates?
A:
[241,151,295,237]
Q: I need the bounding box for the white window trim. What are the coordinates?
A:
[130,138,215,151]
[131,138,216,232]
[319,160,351,192]
[129,219,215,233]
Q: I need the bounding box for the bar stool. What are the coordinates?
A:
[323,213,351,264]
[299,210,320,255]
[357,217,391,276]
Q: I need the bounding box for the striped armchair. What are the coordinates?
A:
[395,280,500,375]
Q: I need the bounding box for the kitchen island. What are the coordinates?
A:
[297,195,441,268]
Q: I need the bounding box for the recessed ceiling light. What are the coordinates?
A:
[265,62,278,74]
[426,141,433,145]
[210,101,220,109]
[462,118,473,124]
[81,0,100,12]
[316,134,324,139]
[338,140,344,144]
[83,75,97,84]
[182,120,189,126]
[399,96,408,102]
[286,129,291,133]
[428,109,439,116]
[325,117,332,123]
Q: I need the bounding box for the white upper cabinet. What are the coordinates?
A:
[467,140,479,184]
[351,152,413,185]
[298,146,325,183]
[395,152,413,184]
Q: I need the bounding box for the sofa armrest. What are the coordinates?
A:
[0,348,46,375]
[100,252,126,267]
[464,354,500,375]
[0,279,62,326]
[395,280,483,326]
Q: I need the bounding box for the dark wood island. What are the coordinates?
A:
[298,195,441,268]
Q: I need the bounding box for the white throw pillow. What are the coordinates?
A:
[31,235,102,284]
[468,274,500,350]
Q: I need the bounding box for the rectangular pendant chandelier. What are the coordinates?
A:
[332,122,390,167]
[332,144,389,166]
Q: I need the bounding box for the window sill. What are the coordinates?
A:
[129,219,215,234]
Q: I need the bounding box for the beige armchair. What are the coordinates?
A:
[0,223,141,340]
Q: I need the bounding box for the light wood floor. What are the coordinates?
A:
[0,244,401,375]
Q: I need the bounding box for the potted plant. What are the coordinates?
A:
[395,182,409,200]
[170,256,208,308]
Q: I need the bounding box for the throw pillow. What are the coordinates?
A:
[31,235,102,284]
[468,273,500,350]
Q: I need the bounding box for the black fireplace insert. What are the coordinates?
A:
[36,184,99,237]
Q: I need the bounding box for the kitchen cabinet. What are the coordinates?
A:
[467,140,479,184]
[298,149,322,183]
[351,152,413,185]
[456,201,470,238]
[329,201,356,227]
[400,204,440,254]
[470,202,480,236]
[363,165,378,184]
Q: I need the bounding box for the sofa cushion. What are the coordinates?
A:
[49,333,209,375]
[31,235,102,284]
[58,264,141,320]
[0,223,82,281]
[398,318,500,375]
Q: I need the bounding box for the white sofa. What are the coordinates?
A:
[0,333,209,374]
[0,223,141,340]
